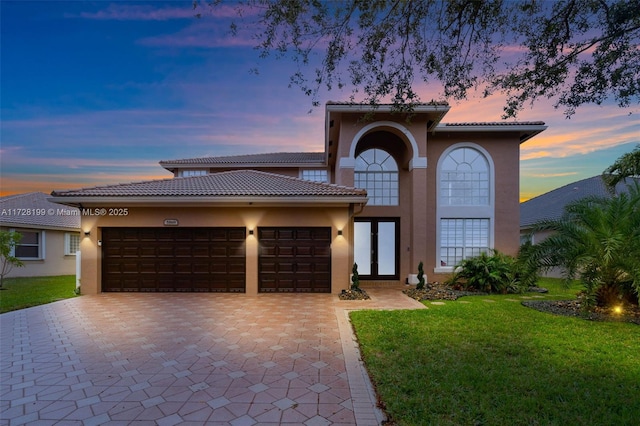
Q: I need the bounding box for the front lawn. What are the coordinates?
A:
[0,275,77,313]
[351,278,640,425]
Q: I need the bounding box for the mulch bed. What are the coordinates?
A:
[339,287,371,300]
[403,282,488,301]
[522,299,640,325]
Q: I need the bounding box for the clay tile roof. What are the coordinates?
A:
[326,100,450,107]
[51,170,367,198]
[0,192,80,230]
[160,152,325,166]
[443,121,546,127]
[520,176,640,227]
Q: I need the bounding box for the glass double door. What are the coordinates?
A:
[353,218,399,280]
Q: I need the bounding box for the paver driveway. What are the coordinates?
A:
[1,288,424,425]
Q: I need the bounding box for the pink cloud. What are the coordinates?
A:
[75,4,193,21]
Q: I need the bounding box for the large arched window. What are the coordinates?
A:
[440,147,489,206]
[437,145,494,269]
[354,148,398,206]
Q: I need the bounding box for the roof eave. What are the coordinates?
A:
[325,103,450,114]
[0,220,80,232]
[49,196,369,208]
[160,162,327,169]
[434,124,547,143]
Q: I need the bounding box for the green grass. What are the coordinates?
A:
[351,278,640,425]
[0,275,77,313]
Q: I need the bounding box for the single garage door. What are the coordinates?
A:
[102,227,246,292]
[258,227,331,293]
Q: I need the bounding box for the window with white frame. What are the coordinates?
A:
[65,233,80,255]
[301,169,328,183]
[354,148,399,206]
[13,230,44,259]
[440,147,489,206]
[179,169,207,177]
[437,145,494,270]
[439,218,489,267]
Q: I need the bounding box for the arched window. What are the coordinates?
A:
[354,148,398,206]
[440,147,489,206]
[437,145,494,269]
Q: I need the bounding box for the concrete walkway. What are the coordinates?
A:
[1,286,424,425]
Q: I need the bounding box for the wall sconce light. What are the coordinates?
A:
[249,229,254,235]
[84,231,91,237]
[337,229,343,236]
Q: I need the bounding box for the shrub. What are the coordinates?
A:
[447,250,525,294]
[416,261,426,290]
[351,263,360,290]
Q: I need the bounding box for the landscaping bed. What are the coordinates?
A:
[523,299,640,325]
[403,281,488,301]
[404,281,640,325]
[339,287,370,300]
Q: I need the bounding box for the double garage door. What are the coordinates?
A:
[102,227,331,293]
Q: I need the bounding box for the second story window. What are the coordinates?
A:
[179,170,208,177]
[440,147,489,206]
[301,169,328,183]
[355,148,398,206]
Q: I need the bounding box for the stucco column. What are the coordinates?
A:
[410,167,428,280]
[245,232,258,295]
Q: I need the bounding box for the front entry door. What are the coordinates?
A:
[354,218,399,280]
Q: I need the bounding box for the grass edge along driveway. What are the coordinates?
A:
[0,275,76,314]
[350,279,640,425]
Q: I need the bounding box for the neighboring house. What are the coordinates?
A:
[520,175,640,243]
[520,175,639,278]
[0,192,81,277]
[51,102,546,295]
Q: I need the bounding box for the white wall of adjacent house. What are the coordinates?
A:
[3,227,80,278]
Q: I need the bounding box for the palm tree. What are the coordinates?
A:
[602,144,640,190]
[520,184,640,309]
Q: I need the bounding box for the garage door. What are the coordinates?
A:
[102,227,246,292]
[258,227,331,293]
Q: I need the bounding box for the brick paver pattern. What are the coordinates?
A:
[1,287,423,425]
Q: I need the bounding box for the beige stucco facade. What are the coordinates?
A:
[77,205,353,295]
[0,226,79,278]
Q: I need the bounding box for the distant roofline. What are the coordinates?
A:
[159,152,326,170]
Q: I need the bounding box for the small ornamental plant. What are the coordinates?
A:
[416,261,426,290]
[351,263,360,290]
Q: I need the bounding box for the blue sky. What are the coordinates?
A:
[1,1,638,201]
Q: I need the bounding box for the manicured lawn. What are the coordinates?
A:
[351,278,640,425]
[0,275,77,313]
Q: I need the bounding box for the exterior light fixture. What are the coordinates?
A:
[249,229,254,235]
[84,231,91,237]
[337,229,343,236]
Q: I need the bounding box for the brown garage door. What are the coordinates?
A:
[258,227,331,293]
[102,227,246,292]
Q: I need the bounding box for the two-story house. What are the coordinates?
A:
[51,102,546,295]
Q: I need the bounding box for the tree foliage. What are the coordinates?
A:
[0,230,24,288]
[199,0,640,117]
[602,144,640,190]
[520,186,640,308]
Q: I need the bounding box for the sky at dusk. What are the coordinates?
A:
[1,1,638,202]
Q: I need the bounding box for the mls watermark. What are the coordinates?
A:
[1,208,130,217]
